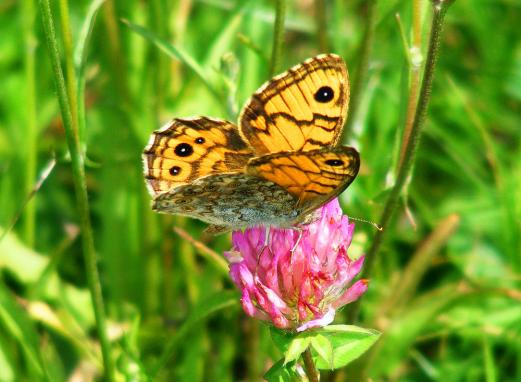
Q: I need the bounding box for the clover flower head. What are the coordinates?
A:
[225,198,367,332]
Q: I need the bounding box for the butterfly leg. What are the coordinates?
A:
[254,226,273,279]
[263,225,271,247]
[290,227,303,253]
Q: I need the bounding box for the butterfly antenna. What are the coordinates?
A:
[349,216,383,231]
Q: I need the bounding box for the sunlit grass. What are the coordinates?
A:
[0,0,520,380]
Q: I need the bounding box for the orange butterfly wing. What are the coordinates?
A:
[239,54,349,154]
[143,117,253,196]
[246,146,360,214]
[142,55,359,233]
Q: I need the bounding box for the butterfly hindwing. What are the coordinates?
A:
[246,146,360,213]
[143,117,253,196]
[152,173,299,228]
[239,54,349,154]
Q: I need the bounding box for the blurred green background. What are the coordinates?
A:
[0,0,520,381]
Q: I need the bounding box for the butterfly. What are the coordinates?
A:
[143,54,360,234]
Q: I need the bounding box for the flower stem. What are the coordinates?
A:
[269,0,286,77]
[347,0,455,322]
[245,319,260,382]
[302,347,320,382]
[38,1,114,379]
[344,0,377,137]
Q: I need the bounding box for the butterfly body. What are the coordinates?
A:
[143,54,360,234]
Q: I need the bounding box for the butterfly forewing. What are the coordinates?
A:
[143,117,253,196]
[239,54,349,155]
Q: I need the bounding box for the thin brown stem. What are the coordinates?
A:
[377,214,460,317]
[302,347,320,382]
[172,226,229,275]
[413,0,422,45]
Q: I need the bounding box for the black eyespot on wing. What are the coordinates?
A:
[175,143,193,157]
[195,137,205,144]
[314,86,334,103]
[325,159,344,166]
[169,166,181,176]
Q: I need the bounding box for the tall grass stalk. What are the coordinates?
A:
[22,0,37,247]
[347,0,456,322]
[151,292,238,377]
[398,0,423,169]
[315,0,329,52]
[101,1,128,103]
[149,0,168,124]
[75,0,105,149]
[269,0,286,76]
[38,0,114,379]
[378,214,460,316]
[58,0,79,145]
[344,0,377,138]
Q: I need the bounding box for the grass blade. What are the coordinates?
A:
[151,291,238,377]
[122,19,224,105]
[38,0,114,379]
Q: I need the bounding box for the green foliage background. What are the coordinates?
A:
[0,0,520,381]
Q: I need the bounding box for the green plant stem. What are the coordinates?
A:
[75,0,105,150]
[397,0,422,169]
[58,0,79,144]
[38,1,114,380]
[245,319,260,382]
[22,0,37,247]
[149,0,167,125]
[315,0,328,52]
[344,0,377,138]
[101,1,128,103]
[151,292,238,377]
[347,0,455,323]
[302,347,320,382]
[269,0,286,76]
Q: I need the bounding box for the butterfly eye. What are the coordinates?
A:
[314,86,334,103]
[169,166,181,176]
[325,159,344,166]
[175,143,194,157]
